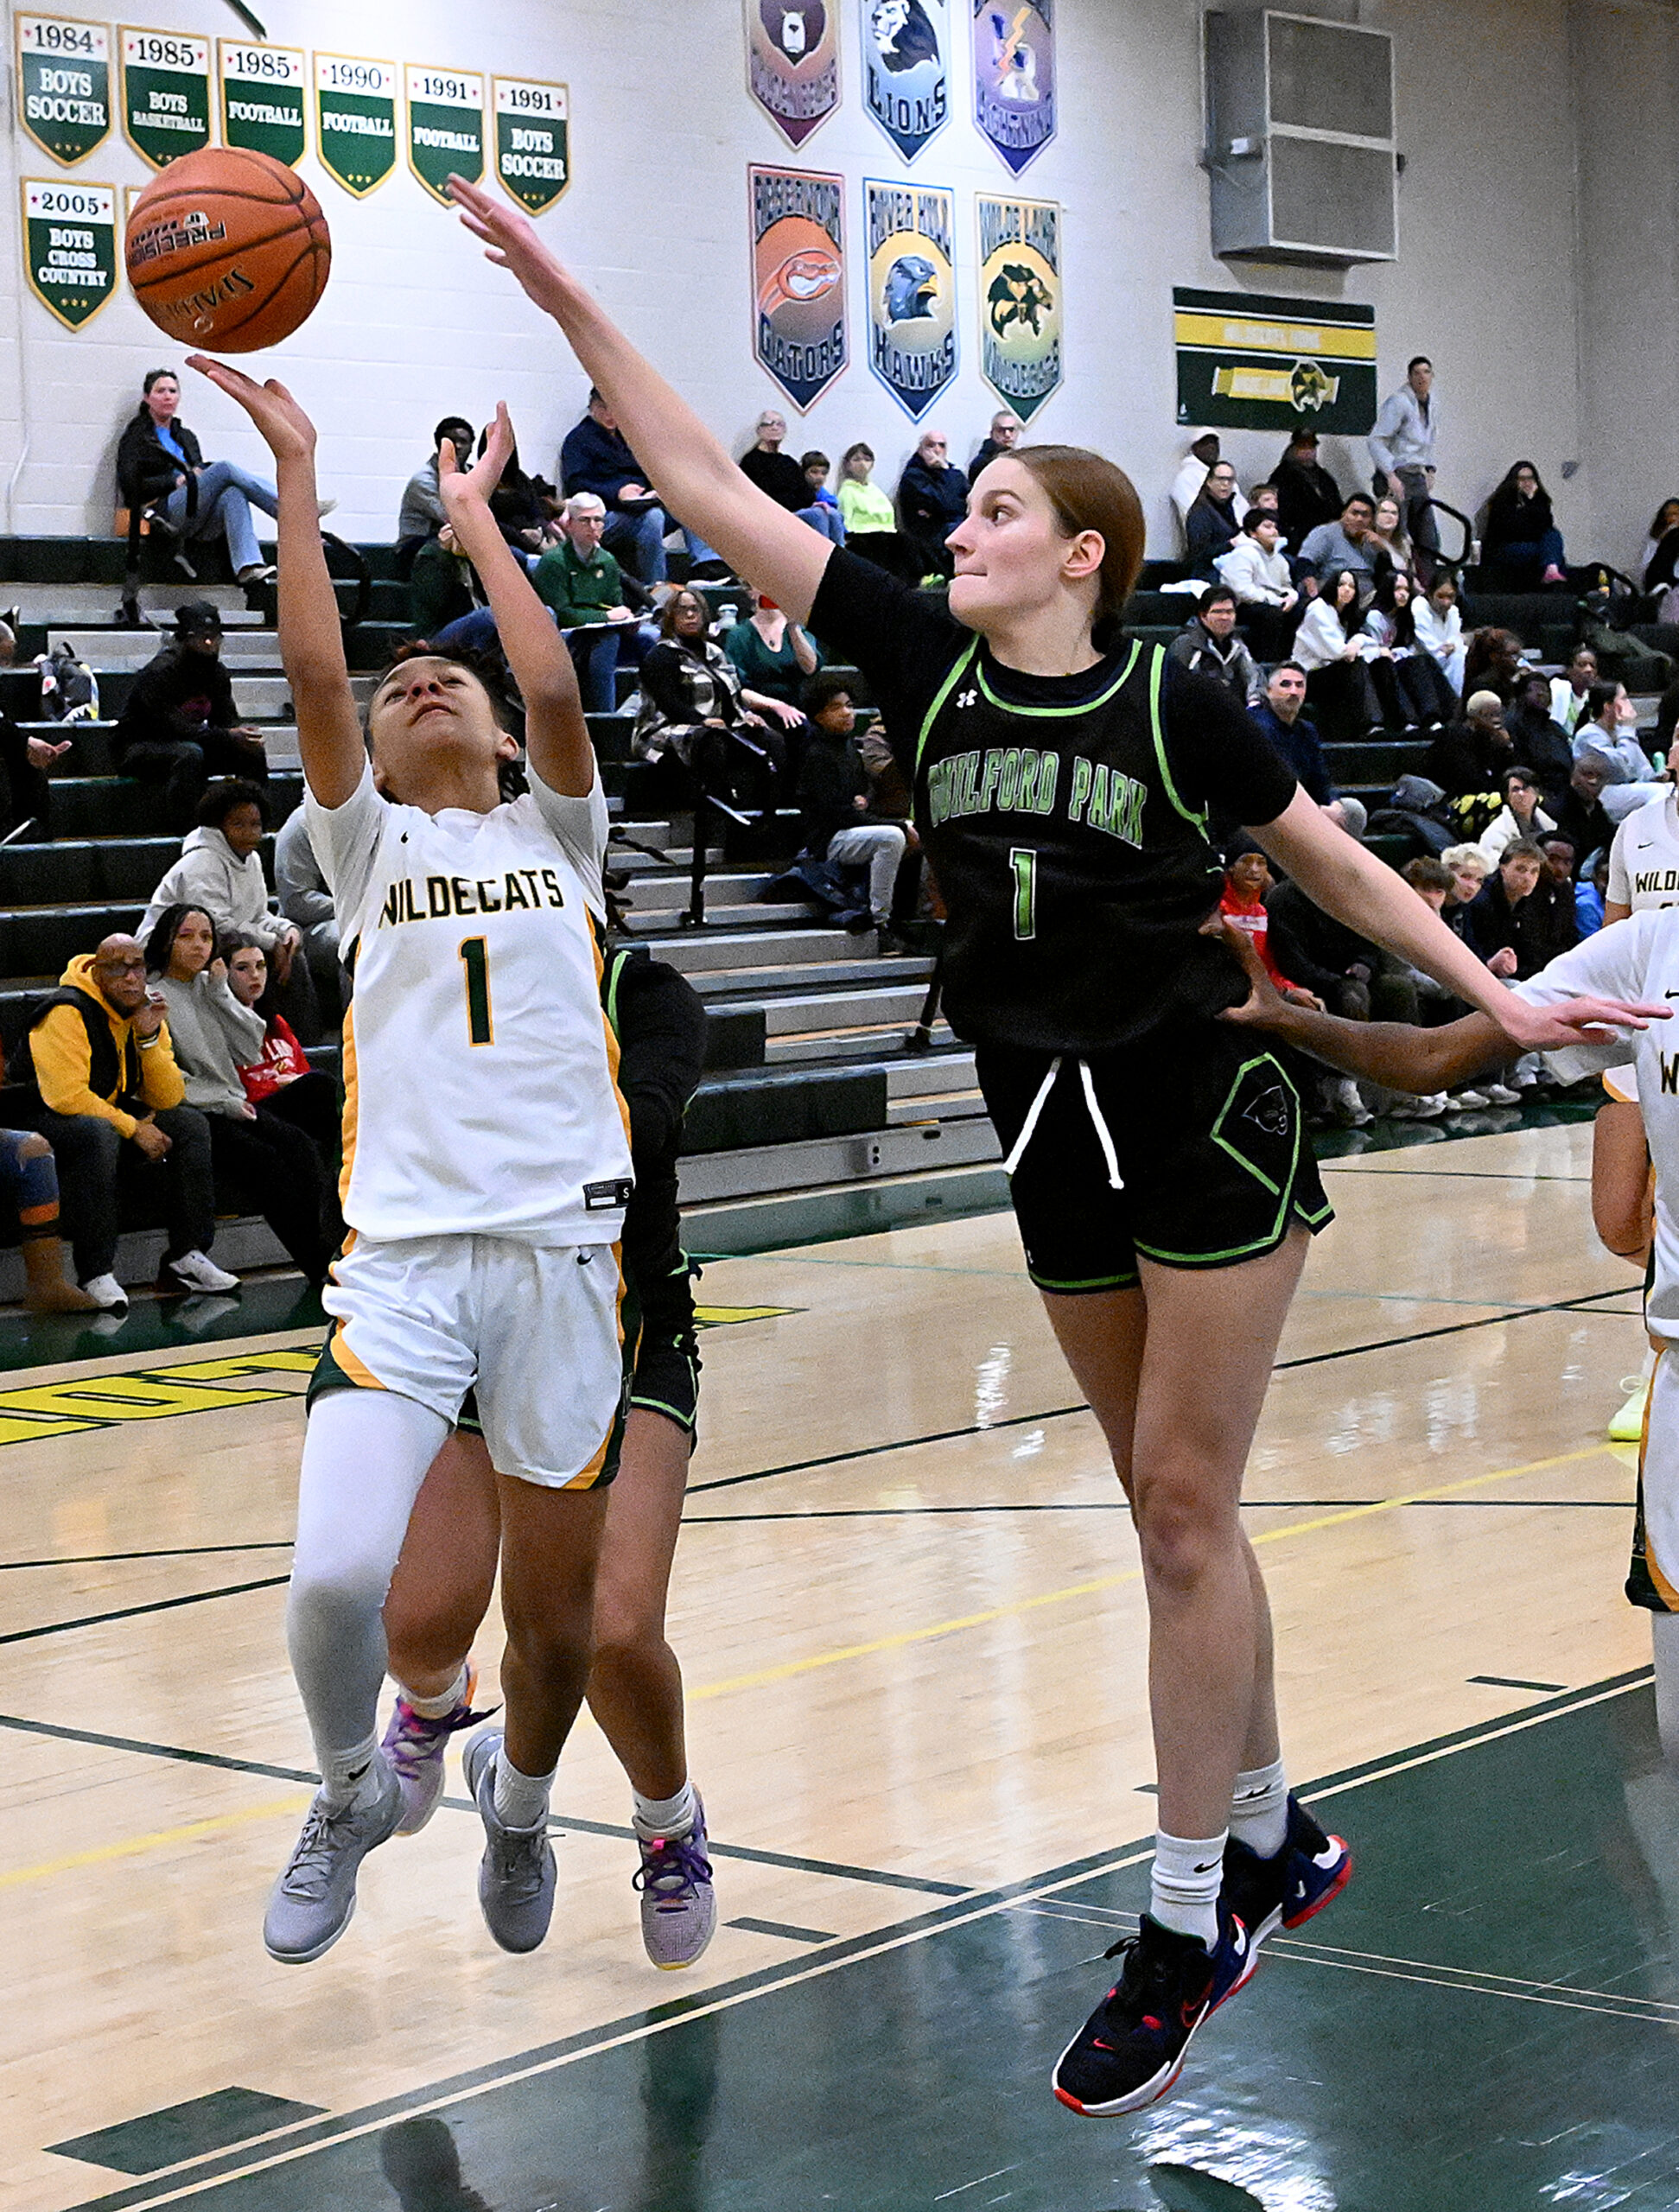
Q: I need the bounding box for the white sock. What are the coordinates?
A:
[633,1780,697,1841]
[1229,1758,1290,1859]
[1149,1828,1226,1949]
[320,1730,384,1811]
[1654,1615,1679,1772]
[493,1752,556,1833]
[401,1665,469,1721]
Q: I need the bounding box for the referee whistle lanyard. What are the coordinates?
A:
[1001,1056,1125,1192]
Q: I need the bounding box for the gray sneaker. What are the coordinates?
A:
[463,1727,556,1954]
[264,1760,403,1964]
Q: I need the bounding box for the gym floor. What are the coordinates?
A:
[7,1122,1675,2212]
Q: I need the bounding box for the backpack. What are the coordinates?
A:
[760,855,873,931]
[34,644,99,723]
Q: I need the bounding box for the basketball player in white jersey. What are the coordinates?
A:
[188,357,634,1965]
[1606,730,1679,925]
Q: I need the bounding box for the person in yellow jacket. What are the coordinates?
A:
[31,935,238,1312]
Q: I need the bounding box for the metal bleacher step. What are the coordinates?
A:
[762,1017,956,1065]
[4,585,267,627]
[677,952,933,1000]
[674,1112,999,1206]
[637,926,895,977]
[885,1087,985,1126]
[619,868,772,912]
[624,901,811,934]
[42,626,280,670]
[737,980,943,1037]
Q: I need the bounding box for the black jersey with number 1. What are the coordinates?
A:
[809,550,1297,1054]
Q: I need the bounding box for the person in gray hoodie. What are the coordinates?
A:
[143,902,333,1284]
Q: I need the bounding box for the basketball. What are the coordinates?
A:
[124,145,330,353]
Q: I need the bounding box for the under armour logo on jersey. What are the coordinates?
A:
[1241,1084,1291,1139]
[956,689,978,709]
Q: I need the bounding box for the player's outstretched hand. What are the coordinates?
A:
[447,175,569,315]
[1493,994,1672,1052]
[1203,916,1288,1028]
[186,357,316,464]
[439,401,513,528]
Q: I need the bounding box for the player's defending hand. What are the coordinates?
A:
[1491,992,1671,1053]
[1204,917,1287,1028]
[438,402,513,533]
[446,175,569,315]
[186,357,317,467]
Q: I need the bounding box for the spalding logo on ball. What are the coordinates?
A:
[126,146,330,352]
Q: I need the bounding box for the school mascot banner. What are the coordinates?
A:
[751,165,848,411]
[866,181,956,419]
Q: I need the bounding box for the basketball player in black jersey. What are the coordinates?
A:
[442,173,1653,2113]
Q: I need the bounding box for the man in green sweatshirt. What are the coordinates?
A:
[532,493,658,713]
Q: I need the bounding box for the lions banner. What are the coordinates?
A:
[314,54,397,198]
[863,0,947,162]
[22,176,117,329]
[747,0,839,149]
[751,166,847,412]
[120,28,211,169]
[977,193,1060,422]
[972,0,1053,174]
[1173,288,1377,435]
[16,16,111,167]
[866,180,956,420]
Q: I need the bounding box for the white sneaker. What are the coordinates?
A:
[162,1249,239,1294]
[1481,1082,1521,1105]
[80,1272,128,1311]
[1412,1092,1449,1118]
[1447,1090,1491,1112]
[236,563,277,584]
[1330,1076,1372,1127]
[316,497,338,518]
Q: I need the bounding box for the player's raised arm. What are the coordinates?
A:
[444,175,834,627]
[186,358,363,809]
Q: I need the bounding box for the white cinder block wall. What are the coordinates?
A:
[0,0,1669,566]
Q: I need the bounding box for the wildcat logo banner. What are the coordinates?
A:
[1173,287,1377,433]
[863,0,947,162]
[866,180,956,419]
[120,29,210,170]
[972,0,1054,174]
[16,16,111,167]
[747,0,839,148]
[977,193,1060,421]
[752,166,847,412]
[315,54,397,198]
[22,176,116,329]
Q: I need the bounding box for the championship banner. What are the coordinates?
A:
[406,65,485,205]
[120,28,210,169]
[1173,288,1377,434]
[493,78,569,214]
[866,180,956,420]
[219,41,306,167]
[751,165,847,413]
[973,0,1053,173]
[16,16,111,167]
[863,0,947,162]
[22,177,117,329]
[977,192,1060,422]
[746,0,839,149]
[314,54,397,198]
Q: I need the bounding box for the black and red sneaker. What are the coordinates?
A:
[1053,1905,1256,2117]
[1222,1795,1351,1950]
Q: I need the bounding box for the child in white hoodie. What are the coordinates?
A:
[139,779,311,1023]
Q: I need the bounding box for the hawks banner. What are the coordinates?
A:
[751,166,847,413]
[746,0,839,149]
[977,193,1060,422]
[219,41,306,167]
[972,0,1054,174]
[16,16,111,167]
[1173,288,1377,434]
[863,0,947,162]
[866,181,956,420]
[406,65,484,205]
[493,78,569,214]
[22,176,117,329]
[120,28,210,169]
[314,54,397,198]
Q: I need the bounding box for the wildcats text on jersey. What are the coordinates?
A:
[378,868,565,929]
[1634,868,1679,900]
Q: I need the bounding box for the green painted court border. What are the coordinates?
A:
[53,1663,1657,2212]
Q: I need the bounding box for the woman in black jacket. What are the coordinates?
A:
[631,588,800,809]
[116,367,287,584]
[1481,461,1568,589]
[1184,458,1244,581]
[1270,430,1344,551]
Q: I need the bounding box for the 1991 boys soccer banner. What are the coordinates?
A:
[1173,287,1378,434]
[867,180,956,418]
[977,191,1060,421]
[752,165,847,411]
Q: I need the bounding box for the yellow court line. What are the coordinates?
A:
[0,1795,308,1891]
[690,1443,1619,1700]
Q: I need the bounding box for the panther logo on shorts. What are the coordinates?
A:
[1241,1084,1291,1140]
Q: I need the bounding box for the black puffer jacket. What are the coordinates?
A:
[116,410,204,509]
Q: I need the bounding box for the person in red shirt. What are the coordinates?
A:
[1219,850,1313,1001]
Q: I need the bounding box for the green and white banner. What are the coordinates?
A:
[119,27,211,169]
[16,15,111,167]
[1173,288,1377,434]
[219,40,306,167]
[22,176,117,328]
[493,77,569,214]
[406,64,484,205]
[315,52,397,197]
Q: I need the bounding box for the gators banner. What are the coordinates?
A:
[120,28,210,169]
[866,180,956,420]
[22,176,116,328]
[751,164,847,412]
[219,41,306,166]
[972,0,1053,174]
[863,0,947,162]
[406,64,484,204]
[977,192,1060,422]
[16,15,111,166]
[1173,287,1377,434]
[747,0,839,148]
[314,54,397,197]
[493,77,569,214]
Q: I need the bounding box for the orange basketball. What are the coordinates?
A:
[125,146,330,353]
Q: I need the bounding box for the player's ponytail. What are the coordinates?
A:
[1011,446,1146,654]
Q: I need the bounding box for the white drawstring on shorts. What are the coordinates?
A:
[1001,1055,1124,1192]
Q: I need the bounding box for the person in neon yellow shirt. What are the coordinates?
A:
[836,442,895,534]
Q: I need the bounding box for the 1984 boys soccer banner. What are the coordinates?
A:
[747,0,839,147]
[1173,287,1377,434]
[752,166,847,411]
[866,180,956,419]
[977,191,1060,420]
[16,16,111,166]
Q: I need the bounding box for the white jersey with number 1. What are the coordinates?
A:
[306,764,632,1248]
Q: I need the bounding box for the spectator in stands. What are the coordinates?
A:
[633,588,796,810]
[532,492,656,714]
[1539,831,1580,901]
[1219,849,1311,999]
[1271,429,1343,551]
[1441,843,1490,931]
[273,805,342,1027]
[0,620,12,666]
[1465,838,1555,978]
[116,368,292,587]
[0,1128,96,1311]
[1574,680,1664,818]
[972,410,1023,476]
[1185,459,1245,582]
[562,387,722,582]
[1262,868,1396,1125]
[738,410,844,544]
[1643,500,1679,593]
[478,429,556,556]
[1167,587,1262,705]
[113,602,269,830]
[1299,494,1378,586]
[407,522,487,641]
[801,452,844,533]
[1171,432,1224,543]
[1504,669,1576,804]
[1369,353,1440,576]
[836,443,895,537]
[1364,493,1414,586]
[1427,690,1516,802]
[1461,626,1525,705]
[0,674,68,837]
[1413,573,1467,698]
[1249,663,1338,816]
[898,432,970,576]
[139,779,309,1027]
[1216,512,1300,658]
[221,931,344,1220]
[1550,751,1618,872]
[725,593,822,708]
[1549,645,1599,736]
[1482,461,1568,588]
[796,675,909,933]
[397,416,475,570]
[1294,569,1379,741]
[30,931,232,1310]
[1575,848,1609,937]
[1475,767,1555,868]
[1358,570,1456,730]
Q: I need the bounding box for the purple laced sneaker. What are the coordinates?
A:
[379,1662,498,1836]
[633,1796,717,1970]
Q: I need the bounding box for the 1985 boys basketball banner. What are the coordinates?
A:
[751,165,847,411]
[866,180,956,418]
[120,29,210,170]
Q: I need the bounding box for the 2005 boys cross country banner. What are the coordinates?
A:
[751,164,848,412]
